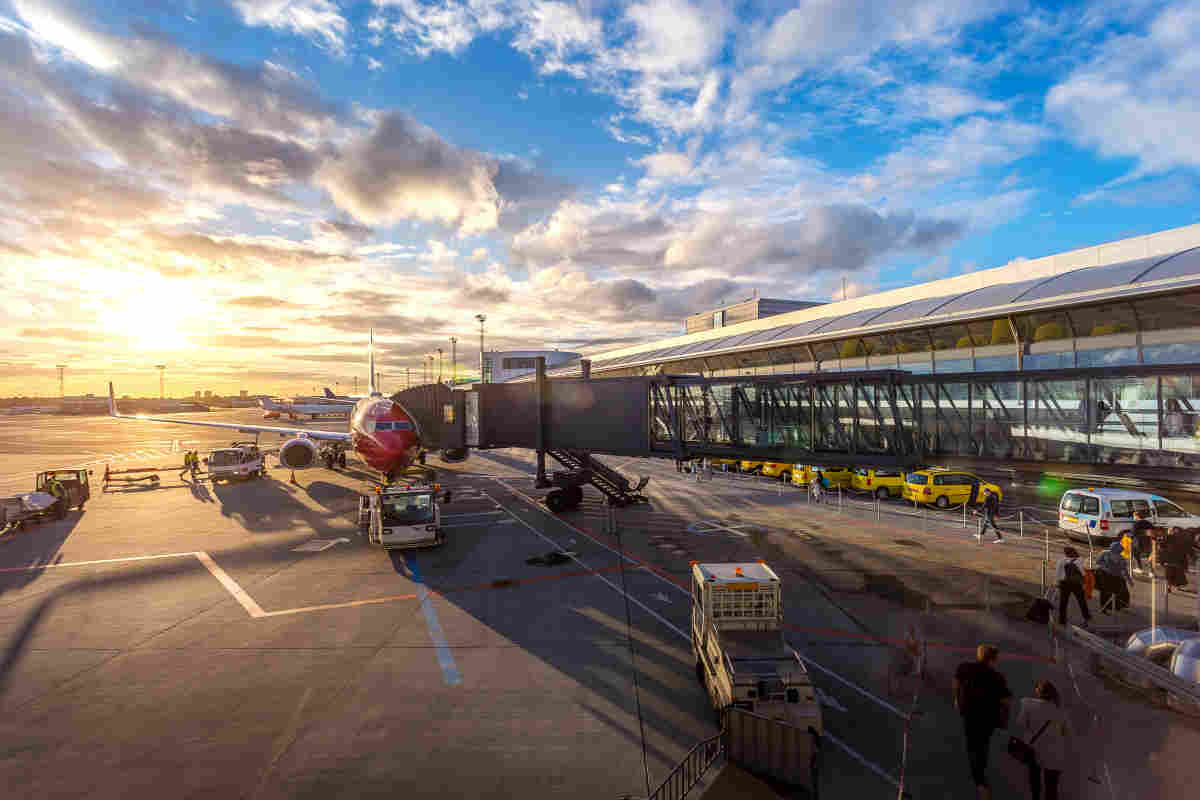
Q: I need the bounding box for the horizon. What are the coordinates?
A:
[4,0,1199,397]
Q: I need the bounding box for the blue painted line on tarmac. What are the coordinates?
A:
[404,554,462,686]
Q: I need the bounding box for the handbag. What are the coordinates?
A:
[1008,720,1051,767]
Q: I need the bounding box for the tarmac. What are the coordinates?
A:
[0,411,1196,798]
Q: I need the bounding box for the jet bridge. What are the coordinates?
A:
[397,358,1200,508]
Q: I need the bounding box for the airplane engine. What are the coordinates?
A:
[279,437,318,469]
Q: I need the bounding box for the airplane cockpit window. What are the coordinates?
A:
[382,494,434,524]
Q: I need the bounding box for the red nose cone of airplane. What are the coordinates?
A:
[351,398,420,474]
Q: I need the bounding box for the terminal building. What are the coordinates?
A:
[513,223,1200,471]
[485,350,580,383]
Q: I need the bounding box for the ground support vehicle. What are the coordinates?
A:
[359,478,446,550]
[902,468,1002,508]
[205,442,266,483]
[2,469,92,530]
[691,562,822,788]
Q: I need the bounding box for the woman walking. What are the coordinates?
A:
[1014,680,1070,800]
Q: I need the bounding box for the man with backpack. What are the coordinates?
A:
[975,487,1004,543]
[1055,546,1091,627]
[954,644,1013,799]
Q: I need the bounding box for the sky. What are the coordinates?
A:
[2,0,1199,397]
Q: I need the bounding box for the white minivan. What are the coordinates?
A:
[1058,488,1195,543]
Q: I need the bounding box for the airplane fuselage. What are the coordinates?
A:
[349,396,421,475]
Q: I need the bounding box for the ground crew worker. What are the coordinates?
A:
[180,452,191,480]
[190,450,200,477]
[47,476,67,518]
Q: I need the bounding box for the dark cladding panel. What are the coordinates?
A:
[546,377,651,455]
[474,383,539,447]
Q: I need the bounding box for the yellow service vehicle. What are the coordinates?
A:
[902,469,1003,508]
[851,467,905,499]
[759,462,794,481]
[710,457,741,470]
[738,460,764,474]
[789,465,854,489]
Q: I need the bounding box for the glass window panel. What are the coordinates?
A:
[930,324,971,351]
[868,296,957,326]
[813,308,892,334]
[837,337,868,359]
[1144,342,1200,365]
[1162,374,1200,454]
[893,328,932,354]
[934,279,1042,315]
[738,324,796,347]
[1017,259,1154,301]
[966,319,998,347]
[1018,310,1073,343]
[975,354,1018,372]
[1025,351,1075,370]
[1076,347,1139,368]
[935,358,973,374]
[1134,291,1200,332]
[858,334,892,356]
[971,379,1023,458]
[901,358,933,375]
[1027,378,1088,462]
[811,340,839,363]
[1137,248,1200,282]
[1091,376,1159,461]
[1068,303,1138,338]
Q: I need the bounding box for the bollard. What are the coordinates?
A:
[1019,510,1024,539]
[962,502,967,529]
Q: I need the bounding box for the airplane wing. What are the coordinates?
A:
[108,383,351,442]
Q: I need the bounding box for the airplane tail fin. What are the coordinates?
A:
[368,328,378,396]
[324,387,335,398]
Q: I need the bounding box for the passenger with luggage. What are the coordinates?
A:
[954,644,1012,800]
[1055,547,1091,627]
[1011,680,1070,800]
[1095,540,1131,613]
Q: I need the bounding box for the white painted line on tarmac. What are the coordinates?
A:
[194,552,266,618]
[404,553,462,687]
[442,510,507,519]
[0,552,198,573]
[290,538,350,553]
[485,490,690,642]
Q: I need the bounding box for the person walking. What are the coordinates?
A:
[954,644,1012,800]
[1130,511,1153,573]
[1055,547,1091,627]
[975,488,1004,543]
[1095,540,1131,613]
[179,453,191,481]
[1013,680,1070,800]
[1164,526,1193,590]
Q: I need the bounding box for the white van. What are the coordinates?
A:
[1058,488,1195,543]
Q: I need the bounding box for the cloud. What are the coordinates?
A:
[314,219,374,244]
[316,112,501,232]
[18,327,106,341]
[231,0,349,53]
[470,247,488,262]
[1046,3,1200,179]
[333,289,404,312]
[313,312,445,335]
[14,0,343,136]
[226,296,303,308]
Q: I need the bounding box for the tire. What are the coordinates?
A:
[935,495,950,509]
[546,490,567,513]
[567,485,584,508]
[876,487,890,501]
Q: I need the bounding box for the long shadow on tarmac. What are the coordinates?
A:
[0,512,83,598]
[208,478,357,535]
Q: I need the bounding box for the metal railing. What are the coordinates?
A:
[642,727,725,800]
[1062,624,1200,707]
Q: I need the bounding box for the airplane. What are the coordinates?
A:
[260,396,351,420]
[107,331,424,481]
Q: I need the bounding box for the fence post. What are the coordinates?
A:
[1020,510,1024,539]
[963,502,967,529]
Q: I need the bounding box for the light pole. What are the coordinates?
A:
[450,337,457,386]
[437,348,444,385]
[155,364,166,400]
[56,364,66,398]
[475,314,487,383]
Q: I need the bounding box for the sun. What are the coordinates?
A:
[98,279,194,351]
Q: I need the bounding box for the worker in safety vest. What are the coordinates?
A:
[47,476,67,518]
